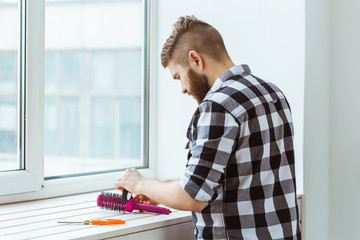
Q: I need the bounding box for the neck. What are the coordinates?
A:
[207,59,235,88]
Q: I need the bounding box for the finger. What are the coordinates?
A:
[116,174,126,182]
[114,186,124,191]
[126,168,134,173]
[114,180,124,191]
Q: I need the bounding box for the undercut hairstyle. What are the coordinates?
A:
[161,15,230,68]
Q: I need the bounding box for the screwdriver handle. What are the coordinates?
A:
[85,219,126,225]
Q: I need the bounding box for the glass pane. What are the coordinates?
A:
[0,0,20,172]
[91,98,115,158]
[44,0,145,177]
[44,97,57,156]
[119,97,141,159]
[60,97,80,156]
[91,52,116,92]
[116,49,142,95]
[59,53,81,91]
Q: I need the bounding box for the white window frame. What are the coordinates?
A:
[0,0,44,196]
[0,0,155,203]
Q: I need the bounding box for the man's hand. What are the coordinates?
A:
[134,194,159,205]
[114,168,145,194]
[114,169,159,208]
[114,168,209,212]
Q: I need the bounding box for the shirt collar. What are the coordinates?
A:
[208,64,251,94]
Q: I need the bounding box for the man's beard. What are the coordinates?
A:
[187,68,211,105]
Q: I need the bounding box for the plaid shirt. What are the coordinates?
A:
[179,65,301,240]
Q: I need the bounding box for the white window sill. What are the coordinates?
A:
[0,191,195,240]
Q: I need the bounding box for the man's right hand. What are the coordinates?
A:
[134,194,159,205]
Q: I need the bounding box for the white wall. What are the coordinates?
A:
[329,0,360,239]
[153,0,305,192]
[303,0,330,239]
[304,0,360,239]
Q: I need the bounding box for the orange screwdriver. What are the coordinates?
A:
[58,218,126,225]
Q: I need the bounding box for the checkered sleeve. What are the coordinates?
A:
[180,101,239,202]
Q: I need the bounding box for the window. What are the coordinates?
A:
[0,1,20,173]
[0,0,150,198]
[44,50,143,178]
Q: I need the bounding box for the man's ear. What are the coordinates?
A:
[188,50,204,71]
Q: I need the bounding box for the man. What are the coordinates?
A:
[115,16,301,239]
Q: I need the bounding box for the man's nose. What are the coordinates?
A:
[182,87,187,94]
[181,82,187,94]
